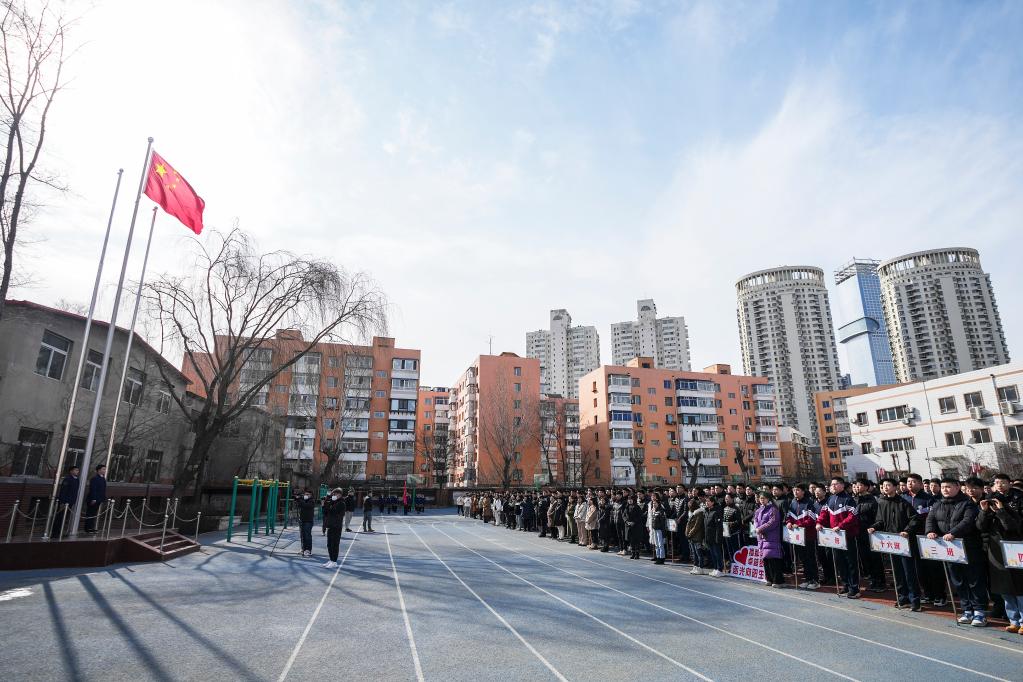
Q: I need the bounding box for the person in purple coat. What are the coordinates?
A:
[755,491,786,587]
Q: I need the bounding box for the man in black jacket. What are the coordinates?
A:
[537,493,550,537]
[322,489,346,568]
[926,478,989,626]
[854,479,886,592]
[295,489,317,557]
[84,464,107,533]
[52,466,80,538]
[362,492,375,532]
[868,478,922,610]
[344,489,356,532]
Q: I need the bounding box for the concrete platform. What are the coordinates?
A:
[1,509,1020,681]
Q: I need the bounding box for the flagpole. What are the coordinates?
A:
[103,206,158,472]
[68,137,154,538]
[43,169,124,540]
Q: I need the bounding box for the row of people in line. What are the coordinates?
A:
[458,472,1023,634]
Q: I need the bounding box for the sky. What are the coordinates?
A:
[17,0,1023,387]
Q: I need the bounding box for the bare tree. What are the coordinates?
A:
[680,448,702,488]
[533,396,557,485]
[1,2,73,319]
[315,360,369,489]
[477,373,539,489]
[575,441,597,488]
[732,445,751,485]
[144,228,386,497]
[53,297,87,315]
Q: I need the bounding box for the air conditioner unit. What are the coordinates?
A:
[900,417,914,426]
[969,406,985,420]
[1000,400,1018,415]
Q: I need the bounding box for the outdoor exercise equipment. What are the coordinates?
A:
[226,477,291,542]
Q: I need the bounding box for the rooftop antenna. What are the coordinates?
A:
[488,334,494,355]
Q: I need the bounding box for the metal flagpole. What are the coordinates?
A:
[103,206,158,471]
[43,169,124,540]
[68,138,154,537]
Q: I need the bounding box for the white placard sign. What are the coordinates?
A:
[917,537,967,564]
[783,525,805,546]
[869,532,912,557]
[727,545,768,584]
[722,522,731,538]
[667,519,677,533]
[817,528,847,550]
[1001,541,1023,570]
[749,522,757,537]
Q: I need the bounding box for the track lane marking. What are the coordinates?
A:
[385,524,425,682]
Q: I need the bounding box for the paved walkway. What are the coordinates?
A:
[1,510,1021,681]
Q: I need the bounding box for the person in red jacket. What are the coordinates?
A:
[816,477,861,599]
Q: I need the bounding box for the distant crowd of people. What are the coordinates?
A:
[457,472,1023,635]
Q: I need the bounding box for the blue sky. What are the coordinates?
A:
[26,0,1023,385]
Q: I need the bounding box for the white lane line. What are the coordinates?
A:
[459,527,857,681]
[433,524,711,682]
[465,526,1011,682]
[386,524,425,682]
[277,531,360,682]
[405,523,568,682]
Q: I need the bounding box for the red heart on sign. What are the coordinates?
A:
[734,547,750,565]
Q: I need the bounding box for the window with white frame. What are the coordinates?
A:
[122,368,144,405]
[35,330,71,380]
[80,350,104,391]
[938,396,956,414]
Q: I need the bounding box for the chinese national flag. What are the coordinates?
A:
[144,151,205,234]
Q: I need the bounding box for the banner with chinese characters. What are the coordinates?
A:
[727,545,768,584]
[817,528,847,550]
[1001,541,1023,569]
[917,537,967,564]
[869,532,912,557]
[783,526,805,546]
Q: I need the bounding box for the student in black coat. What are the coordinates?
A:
[363,493,375,532]
[321,489,346,568]
[52,466,80,538]
[626,497,646,559]
[84,465,107,533]
[926,478,988,625]
[295,490,317,557]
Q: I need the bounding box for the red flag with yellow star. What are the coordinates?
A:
[144,151,205,234]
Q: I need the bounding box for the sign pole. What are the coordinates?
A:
[942,563,959,625]
[831,548,841,596]
[889,555,901,608]
[791,544,799,589]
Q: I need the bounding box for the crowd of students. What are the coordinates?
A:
[457,472,1023,635]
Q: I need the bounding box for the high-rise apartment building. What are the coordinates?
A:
[225,331,421,485]
[834,259,896,387]
[414,387,449,487]
[580,359,777,486]
[736,266,842,444]
[878,247,1010,383]
[525,309,599,398]
[611,299,692,370]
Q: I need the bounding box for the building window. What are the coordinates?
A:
[824,413,832,421]
[375,390,386,398]
[122,368,144,405]
[276,385,288,393]
[876,406,907,423]
[663,380,671,389]
[80,350,104,391]
[514,400,522,409]
[945,431,964,446]
[938,396,956,414]
[822,400,830,408]
[664,397,673,407]
[514,383,521,392]
[860,442,871,454]
[855,412,868,425]
[880,437,915,452]
[109,444,132,481]
[1008,425,1022,442]
[35,330,71,380]
[514,366,522,376]
[997,385,1019,403]
[392,358,418,371]
[11,427,49,476]
[326,376,339,388]
[156,391,172,414]
[964,391,984,409]
[328,356,341,368]
[513,416,522,426]
[970,428,992,444]
[143,450,163,482]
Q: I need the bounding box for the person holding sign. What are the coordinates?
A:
[926,478,988,627]
[755,491,786,588]
[787,484,820,590]
[977,474,1023,634]
[817,477,862,599]
[869,478,923,611]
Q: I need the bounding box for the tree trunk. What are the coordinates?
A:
[174,429,219,497]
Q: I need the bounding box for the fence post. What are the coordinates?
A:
[138,499,146,535]
[122,499,131,537]
[29,499,41,542]
[5,501,18,543]
[227,477,238,543]
[283,482,291,529]
[195,512,202,544]
[159,506,169,553]
[60,503,69,540]
[247,482,257,542]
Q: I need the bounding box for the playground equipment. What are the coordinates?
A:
[226,477,291,542]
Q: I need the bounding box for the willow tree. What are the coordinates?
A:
[145,228,386,495]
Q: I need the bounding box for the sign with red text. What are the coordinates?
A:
[817,528,847,550]
[869,532,911,557]
[1001,541,1023,570]
[917,537,967,564]
[783,526,805,546]
[728,545,768,584]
